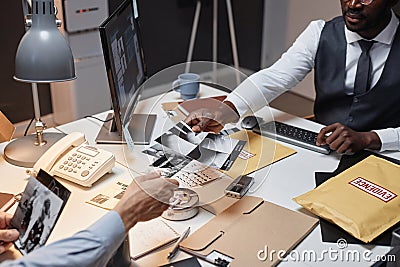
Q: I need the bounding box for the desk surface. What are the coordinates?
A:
[1,85,399,266]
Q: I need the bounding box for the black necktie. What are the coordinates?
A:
[354,40,375,95]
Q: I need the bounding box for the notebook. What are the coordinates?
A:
[129,218,180,260]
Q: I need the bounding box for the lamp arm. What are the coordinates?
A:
[31,83,46,146]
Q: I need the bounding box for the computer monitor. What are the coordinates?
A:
[96,0,155,144]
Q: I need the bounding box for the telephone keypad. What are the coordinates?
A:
[56,150,108,180]
[56,151,97,179]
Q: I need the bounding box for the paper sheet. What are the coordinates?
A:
[86,177,130,210]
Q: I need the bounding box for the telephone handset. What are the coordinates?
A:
[29,132,115,187]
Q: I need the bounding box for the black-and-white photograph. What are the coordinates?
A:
[153,121,245,171]
[143,143,193,177]
[155,131,197,156]
[187,146,232,170]
[10,172,70,255]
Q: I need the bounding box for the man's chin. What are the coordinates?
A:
[344,15,366,32]
[344,20,364,32]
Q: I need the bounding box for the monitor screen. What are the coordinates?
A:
[99,0,146,135]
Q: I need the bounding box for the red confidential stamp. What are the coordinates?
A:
[349,177,397,203]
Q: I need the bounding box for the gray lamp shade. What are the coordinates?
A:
[14,0,76,83]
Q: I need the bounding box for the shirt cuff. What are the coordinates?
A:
[89,211,126,243]
[372,128,400,152]
[225,92,249,117]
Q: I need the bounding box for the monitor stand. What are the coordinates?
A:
[95,113,156,145]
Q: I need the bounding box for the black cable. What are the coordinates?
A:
[84,115,114,123]
[24,117,35,136]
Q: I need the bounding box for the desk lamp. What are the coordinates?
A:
[4,0,76,168]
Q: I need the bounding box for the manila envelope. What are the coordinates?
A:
[225,130,296,178]
[295,155,400,243]
[180,196,318,267]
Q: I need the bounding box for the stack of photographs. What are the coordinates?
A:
[143,122,245,186]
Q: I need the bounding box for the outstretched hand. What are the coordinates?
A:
[113,172,178,231]
[184,100,239,133]
[0,211,19,254]
[316,123,382,154]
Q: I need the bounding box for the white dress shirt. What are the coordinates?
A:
[226,11,400,151]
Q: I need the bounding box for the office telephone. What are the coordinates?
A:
[29,132,115,187]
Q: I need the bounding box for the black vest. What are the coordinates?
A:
[314,16,400,131]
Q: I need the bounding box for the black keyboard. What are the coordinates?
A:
[253,121,331,154]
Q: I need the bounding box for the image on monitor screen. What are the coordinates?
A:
[96,0,155,144]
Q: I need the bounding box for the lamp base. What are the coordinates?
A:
[4,132,65,168]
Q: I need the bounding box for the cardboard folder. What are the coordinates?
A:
[0,111,15,142]
[180,196,318,267]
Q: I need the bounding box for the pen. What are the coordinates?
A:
[167,226,191,260]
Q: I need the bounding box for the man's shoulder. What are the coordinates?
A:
[319,16,345,33]
[306,17,343,33]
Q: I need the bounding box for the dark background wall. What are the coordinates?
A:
[135,0,264,77]
[0,0,263,124]
[0,0,52,123]
[2,1,399,124]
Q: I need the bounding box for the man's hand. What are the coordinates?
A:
[184,100,239,133]
[316,123,382,154]
[113,172,178,231]
[0,211,19,254]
